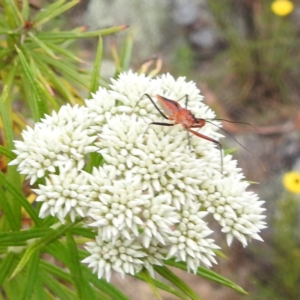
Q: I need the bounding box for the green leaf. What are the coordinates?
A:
[65,232,87,300]
[46,245,129,300]
[0,96,14,151]
[34,53,90,89]
[15,46,44,121]
[10,221,79,279]
[137,269,162,299]
[21,77,40,121]
[28,55,52,113]
[0,29,20,35]
[165,259,247,295]
[0,228,52,246]
[154,265,202,300]
[111,41,122,74]
[0,171,41,227]
[224,148,237,155]
[0,145,16,159]
[2,62,18,104]
[2,0,23,28]
[245,180,259,184]
[45,42,85,63]
[0,252,15,285]
[0,188,19,231]
[69,226,96,240]
[120,33,133,71]
[42,258,103,300]
[21,0,30,20]
[0,48,14,60]
[41,271,76,300]
[28,32,59,59]
[40,260,72,283]
[35,25,128,40]
[96,25,129,36]
[214,249,228,259]
[45,240,69,263]
[2,266,26,300]
[85,153,104,173]
[33,0,65,23]
[134,273,188,300]
[20,251,40,300]
[36,59,76,104]
[82,266,131,300]
[0,64,23,225]
[196,268,247,295]
[89,35,103,94]
[48,268,104,298]
[79,249,130,299]
[34,0,80,28]
[33,274,51,300]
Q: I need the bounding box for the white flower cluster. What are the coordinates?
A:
[10,105,97,185]
[10,71,266,281]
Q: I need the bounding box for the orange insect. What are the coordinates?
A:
[136,94,265,174]
[138,94,223,171]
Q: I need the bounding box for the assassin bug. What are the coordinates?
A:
[137,94,224,172]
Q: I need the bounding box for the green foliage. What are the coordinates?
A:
[0,0,126,121]
[0,1,128,299]
[254,195,300,299]
[173,44,195,77]
[208,0,299,104]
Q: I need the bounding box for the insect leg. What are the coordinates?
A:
[174,94,189,108]
[143,122,174,136]
[136,94,169,120]
[184,95,188,109]
[196,120,265,171]
[149,122,174,126]
[186,129,192,150]
[187,128,223,174]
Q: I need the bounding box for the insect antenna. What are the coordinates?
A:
[205,120,266,171]
[206,118,259,131]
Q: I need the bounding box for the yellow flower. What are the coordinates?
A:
[283,171,300,193]
[271,0,294,16]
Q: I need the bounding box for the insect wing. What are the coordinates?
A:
[156,95,182,116]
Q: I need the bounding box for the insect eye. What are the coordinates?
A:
[174,102,181,109]
[196,119,205,125]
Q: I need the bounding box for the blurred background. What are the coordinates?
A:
[29,0,300,299]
